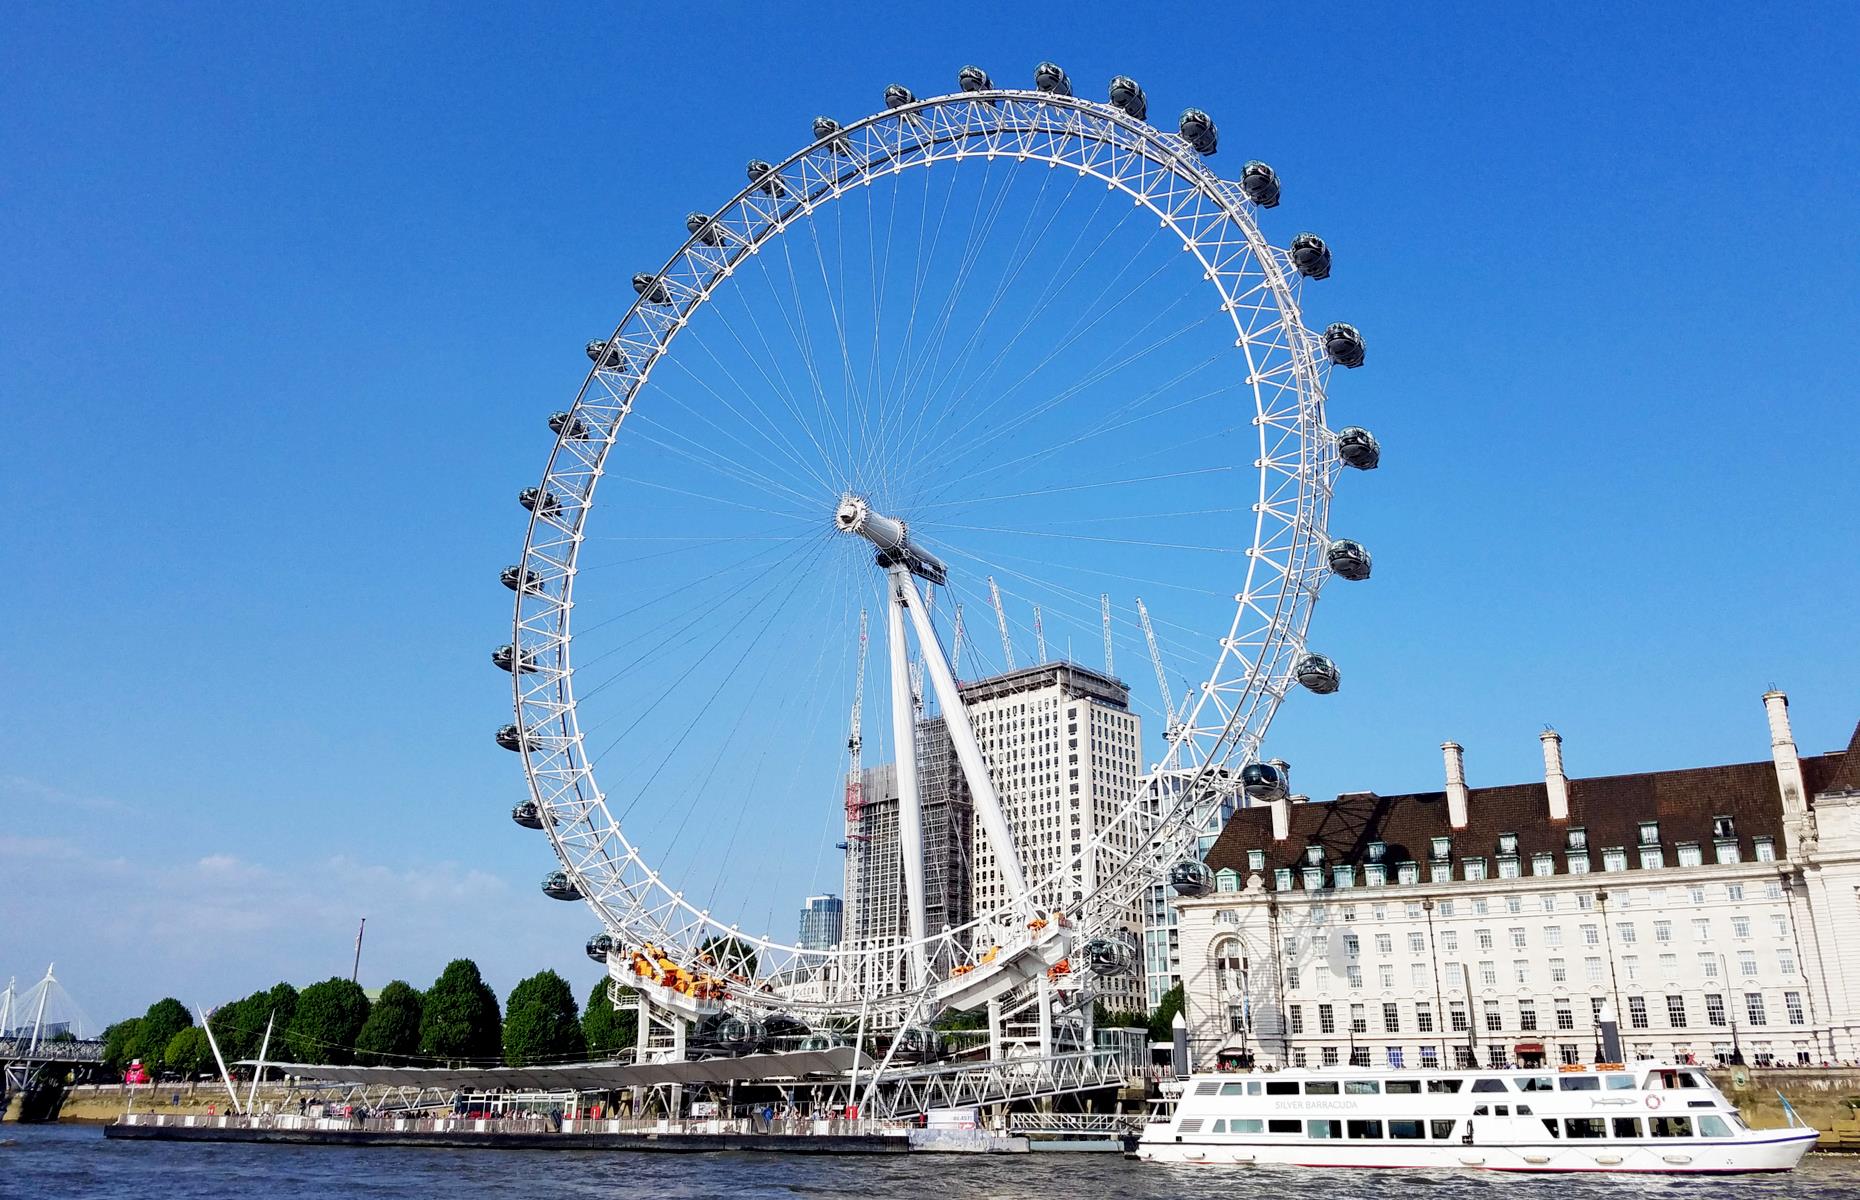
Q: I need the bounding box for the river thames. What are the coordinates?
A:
[9,1125,1860,1200]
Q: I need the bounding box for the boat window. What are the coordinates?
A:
[1516,1076,1555,1092]
[1564,1117,1607,1139]
[1516,1105,1533,1115]
[1686,1100,1715,1109]
[1347,1120,1383,1139]
[1472,1105,1490,1117]
[1493,1105,1510,1117]
[1308,1119,1343,1139]
[1426,1079,1463,1094]
[1211,1119,1226,1133]
[1430,1119,1458,1140]
[1304,1081,1340,1095]
[1470,1078,1508,1093]
[1219,1082,1248,1095]
[1612,1117,1643,1138]
[1385,1079,1421,1095]
[1650,1116,1694,1137]
[1540,1119,1560,1138]
[1559,1076,1601,1091]
[1697,1115,1732,1138]
[1194,1081,1220,1096]
[1179,1118,1204,1134]
[1603,1074,1636,1090]
[1388,1119,1424,1140]
[1268,1119,1302,1134]
[1229,1118,1263,1134]
[1727,1112,1750,1132]
[1266,1080,1299,1096]
[1249,1081,1263,1095]
[1345,1080,1380,1095]
[1681,1071,1708,1089]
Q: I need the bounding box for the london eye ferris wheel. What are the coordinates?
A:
[496,62,1380,1040]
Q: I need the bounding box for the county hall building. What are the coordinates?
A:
[1173,691,1860,1071]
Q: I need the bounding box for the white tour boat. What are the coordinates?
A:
[1137,1062,1816,1173]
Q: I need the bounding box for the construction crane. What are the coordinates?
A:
[1136,596,1177,731]
[988,576,1016,670]
[844,607,870,837]
[951,603,965,682]
[1101,594,1114,676]
[1033,604,1047,663]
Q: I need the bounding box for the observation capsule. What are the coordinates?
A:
[495,723,539,753]
[884,84,916,109]
[586,932,618,962]
[1083,937,1137,978]
[541,871,582,901]
[585,339,629,371]
[747,159,786,198]
[762,1013,810,1048]
[716,1015,763,1049]
[1241,760,1290,802]
[500,564,543,593]
[1290,233,1332,280]
[686,211,725,246]
[1294,653,1341,695]
[1108,75,1147,120]
[1335,426,1381,471]
[811,115,853,155]
[518,486,561,517]
[491,643,538,674]
[1240,160,1282,208]
[1170,859,1214,897]
[549,411,590,439]
[1034,61,1072,96]
[1178,109,1219,155]
[1326,539,1373,581]
[511,800,544,829]
[1323,322,1366,369]
[632,273,671,306]
[958,65,993,92]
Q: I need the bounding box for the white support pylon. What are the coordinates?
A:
[886,569,930,983]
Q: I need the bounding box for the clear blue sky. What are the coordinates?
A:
[3,3,1856,1027]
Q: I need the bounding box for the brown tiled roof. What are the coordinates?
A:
[1204,723,1858,880]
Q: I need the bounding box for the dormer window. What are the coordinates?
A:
[1567,827,1588,851]
[1431,836,1452,861]
[1247,849,1266,872]
[1366,840,1387,862]
[1305,844,1324,867]
[1302,866,1324,890]
[1497,832,1518,856]
[1274,867,1293,891]
[1532,852,1555,877]
[1365,863,1387,886]
[1397,861,1419,885]
[1638,821,1660,846]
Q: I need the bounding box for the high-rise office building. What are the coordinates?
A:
[798,894,844,951]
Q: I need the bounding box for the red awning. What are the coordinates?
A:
[1514,1042,1545,1053]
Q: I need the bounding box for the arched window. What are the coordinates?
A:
[1213,938,1247,994]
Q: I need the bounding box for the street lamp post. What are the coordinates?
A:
[1720,952,1745,1066]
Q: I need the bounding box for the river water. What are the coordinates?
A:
[7,1124,1860,1200]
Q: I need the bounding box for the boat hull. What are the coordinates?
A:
[1136,1128,1818,1173]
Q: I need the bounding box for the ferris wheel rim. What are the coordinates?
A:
[507,84,1345,988]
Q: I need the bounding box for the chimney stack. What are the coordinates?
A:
[1442,741,1469,830]
[1541,728,1571,822]
[1764,690,1808,857]
[1271,796,1290,841]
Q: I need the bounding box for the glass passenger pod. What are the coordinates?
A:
[511,800,544,830]
[1335,426,1381,471]
[1084,937,1138,977]
[1178,109,1219,155]
[685,212,726,246]
[1241,761,1289,802]
[500,564,544,593]
[1170,859,1215,897]
[1326,539,1372,581]
[1034,61,1072,96]
[1108,76,1148,120]
[518,486,561,517]
[883,84,916,109]
[1240,160,1282,208]
[1323,322,1366,369]
[549,411,590,439]
[541,871,582,901]
[1294,653,1341,694]
[810,116,853,156]
[746,159,786,198]
[1290,233,1332,280]
[494,723,539,753]
[957,65,993,93]
[585,932,618,962]
[491,643,539,674]
[631,273,672,306]
[585,339,630,371]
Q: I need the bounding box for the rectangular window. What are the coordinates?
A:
[1288,1005,1304,1034]
[1568,854,1591,875]
[1334,865,1356,889]
[1624,954,1641,982]
[1660,952,1678,975]
[1532,852,1555,877]
[1382,1002,1400,1033]
[1693,918,1711,942]
[1498,857,1521,879]
[1519,1001,1537,1031]
[1365,863,1386,886]
[1667,995,1687,1026]
[1510,927,1527,949]
[1507,895,1524,914]
[1398,862,1419,885]
[1464,857,1487,881]
[1408,931,1425,953]
[1321,1047,1339,1066]
[1545,925,1563,948]
[1420,1046,1439,1069]
[1308,1118,1343,1139]
[1772,913,1789,938]
[1746,993,1767,1025]
[1431,836,1451,859]
[1449,1000,1469,1032]
[1638,820,1659,845]
[1479,961,1497,987]
[1416,1002,1434,1033]
[1549,958,1567,983]
[1617,922,1637,945]
[1410,963,1428,988]
[1477,929,1494,950]
[1654,920,1673,943]
[1441,931,1458,952]
[1586,957,1604,983]
[1786,992,1805,1025]
[1603,848,1627,872]
[1248,849,1266,871]
[1555,1002,1574,1030]
[1513,960,1530,985]
[1706,994,1727,1027]
[1779,949,1797,976]
[1581,923,1599,946]
[1389,1118,1423,1140]
[1386,1046,1405,1068]
[1379,963,1394,988]
[1319,1003,1335,1033]
[1738,950,1758,977]
[1731,916,1751,939]
[1274,868,1293,891]
[1754,836,1776,862]
[1677,842,1702,867]
[1640,846,1665,869]
[1716,840,1741,865]
[1727,883,1745,901]
[1568,827,1587,851]
[1343,933,1360,956]
[1375,932,1393,954]
[1346,964,1363,988]
[1484,999,1502,1032]
[1628,996,1649,1028]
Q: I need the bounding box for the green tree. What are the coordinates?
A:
[101,1019,144,1073]
[133,998,192,1065]
[355,980,425,1065]
[582,979,636,1059]
[932,1007,987,1031]
[502,970,585,1066]
[1148,982,1185,1044]
[1094,1001,1148,1029]
[698,935,759,979]
[162,1027,213,1077]
[419,959,502,1062]
[286,978,371,1064]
